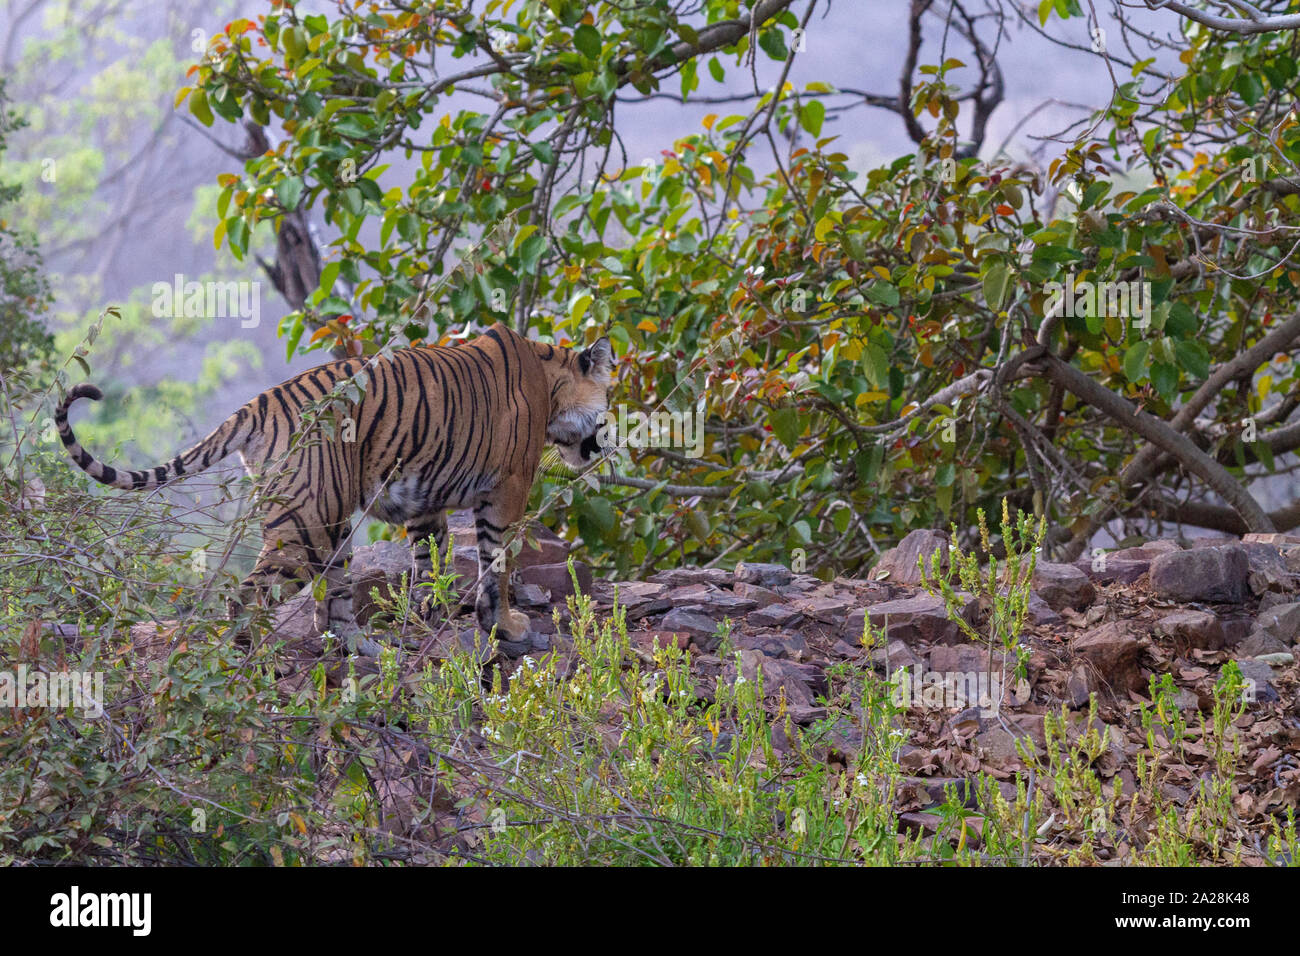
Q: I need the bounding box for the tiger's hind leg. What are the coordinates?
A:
[311,521,372,653]
[405,511,449,620]
[226,540,313,648]
[473,477,532,643]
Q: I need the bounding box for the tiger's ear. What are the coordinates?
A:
[579,336,613,376]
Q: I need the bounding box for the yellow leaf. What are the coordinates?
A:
[636,318,659,333]
[702,113,718,130]
[174,87,192,109]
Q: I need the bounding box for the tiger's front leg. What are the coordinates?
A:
[473,479,531,642]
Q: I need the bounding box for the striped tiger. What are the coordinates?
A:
[55,322,613,650]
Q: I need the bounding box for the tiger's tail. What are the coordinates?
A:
[55,383,250,491]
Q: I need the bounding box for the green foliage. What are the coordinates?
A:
[175,1,1300,575]
[0,77,54,375]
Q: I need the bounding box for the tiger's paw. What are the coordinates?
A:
[497,607,532,641]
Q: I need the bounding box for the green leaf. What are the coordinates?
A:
[529,141,556,165]
[519,233,547,275]
[1122,341,1150,383]
[189,89,213,127]
[866,281,899,307]
[275,176,305,210]
[1151,361,1179,402]
[758,29,788,60]
[799,100,825,137]
[861,342,889,388]
[573,24,601,60]
[1174,339,1210,380]
[982,258,1011,311]
[771,407,801,448]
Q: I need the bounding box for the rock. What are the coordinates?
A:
[610,580,668,604]
[869,639,923,674]
[660,607,721,646]
[1148,545,1250,604]
[748,600,795,632]
[733,561,793,589]
[648,567,733,588]
[747,603,804,629]
[1243,532,1300,546]
[664,583,717,606]
[870,529,950,586]
[928,643,1013,675]
[728,651,825,717]
[632,629,690,653]
[1066,662,1092,709]
[608,581,669,620]
[1026,593,1062,625]
[515,522,571,569]
[1255,651,1295,667]
[858,593,977,646]
[1154,610,1225,653]
[1239,541,1292,596]
[1256,601,1300,645]
[1258,591,1295,611]
[519,561,593,599]
[1220,615,1254,648]
[1234,659,1280,704]
[1171,687,1201,712]
[975,715,1047,764]
[513,582,551,608]
[1073,622,1147,695]
[1236,630,1290,658]
[684,591,758,619]
[452,546,482,586]
[732,581,783,607]
[1031,562,1096,611]
[792,594,854,625]
[1073,550,1154,585]
[735,631,807,659]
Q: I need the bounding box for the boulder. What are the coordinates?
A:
[1148,545,1250,604]
[871,529,950,586]
[859,593,976,646]
[648,567,733,587]
[1154,610,1225,653]
[660,607,721,647]
[1255,601,1300,646]
[747,603,804,629]
[733,561,793,589]
[1073,622,1147,695]
[1031,562,1096,611]
[1236,630,1290,658]
[519,561,593,599]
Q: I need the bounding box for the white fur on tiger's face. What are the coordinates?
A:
[54,322,616,650]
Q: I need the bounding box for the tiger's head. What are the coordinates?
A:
[540,336,614,468]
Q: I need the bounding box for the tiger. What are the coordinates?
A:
[54,322,613,653]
